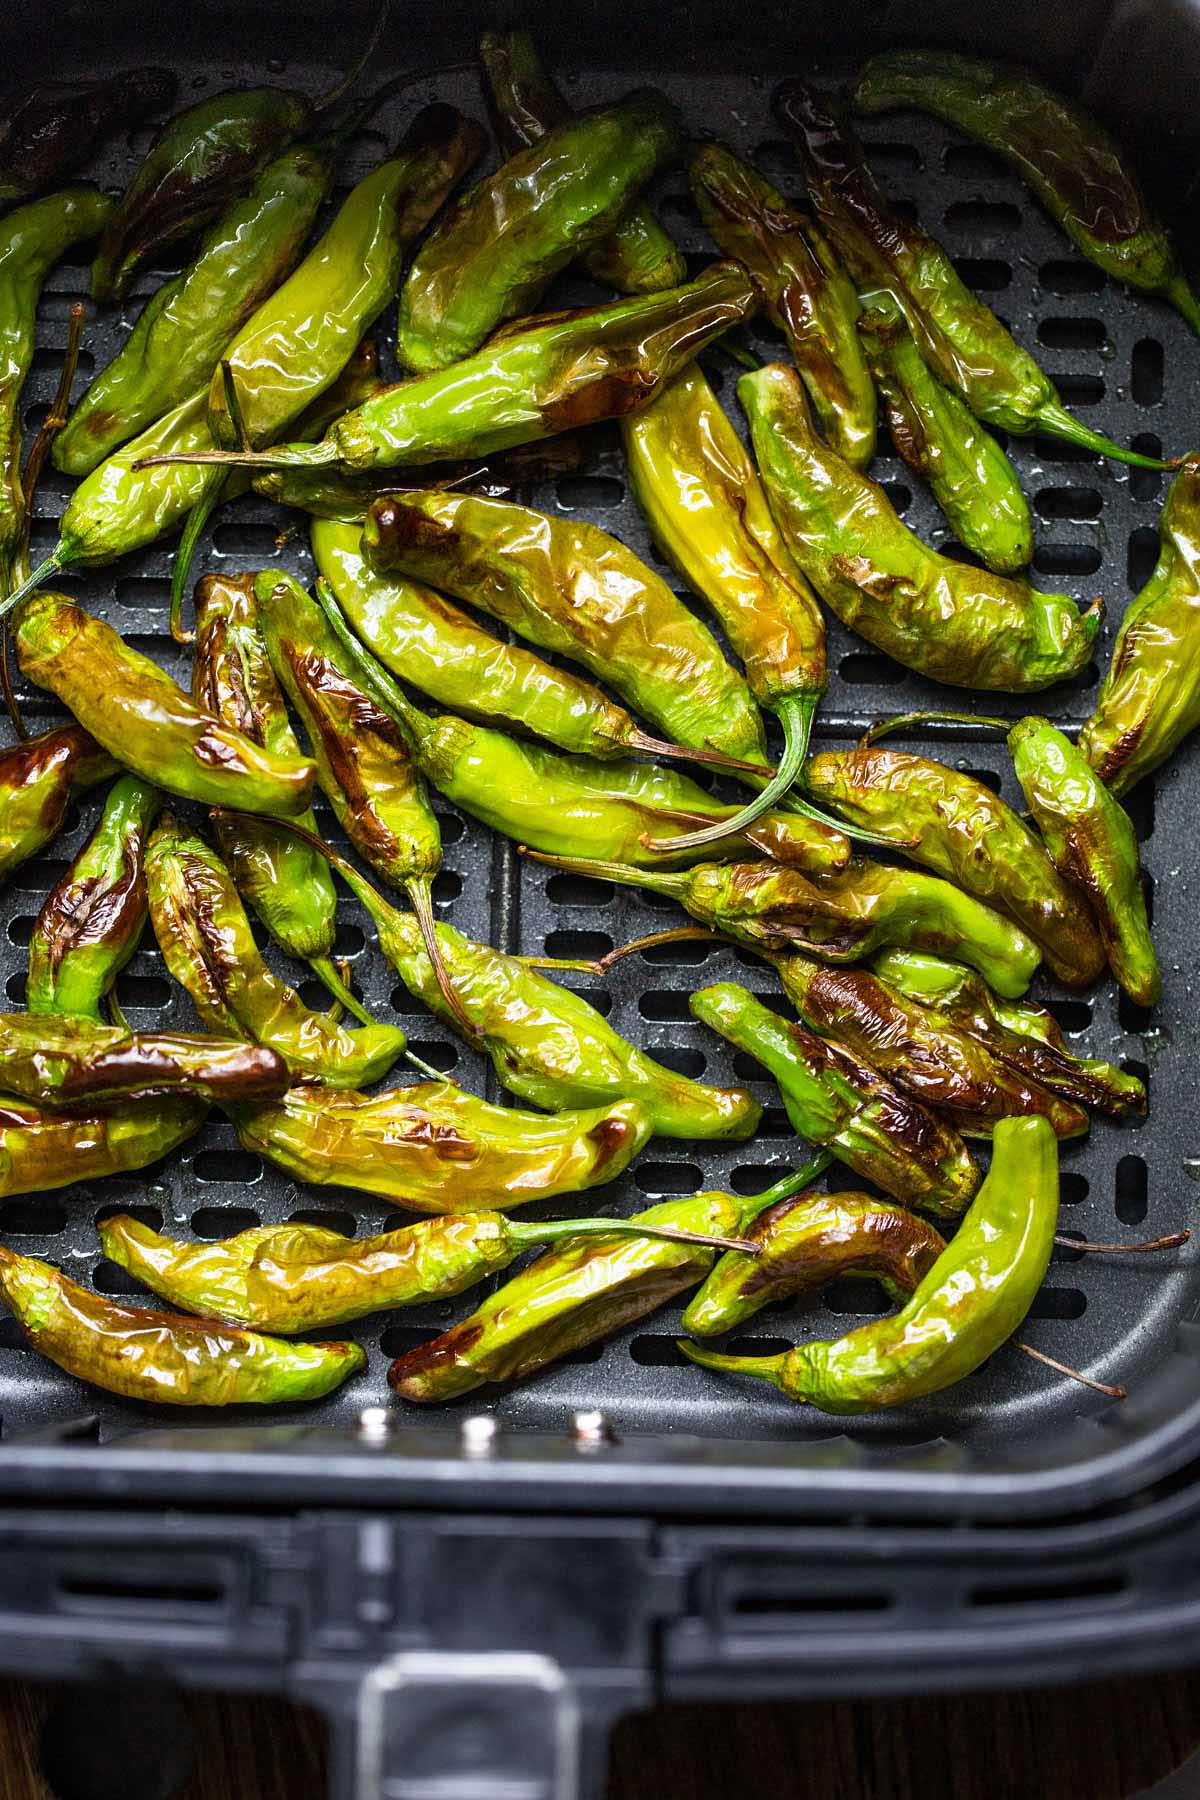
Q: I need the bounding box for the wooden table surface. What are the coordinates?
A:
[2,1669,1199,1799]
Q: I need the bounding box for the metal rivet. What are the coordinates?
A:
[460,1414,499,1457]
[571,1409,616,1448]
[356,1406,396,1443]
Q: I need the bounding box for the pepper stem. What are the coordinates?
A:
[859,706,1010,747]
[311,0,391,116]
[676,1337,788,1386]
[1163,271,1200,338]
[1011,1338,1126,1398]
[640,692,817,857]
[522,925,723,974]
[308,953,377,1027]
[0,550,66,621]
[311,576,428,748]
[734,1154,834,1227]
[406,872,473,1038]
[518,845,684,900]
[1054,1230,1189,1254]
[508,1217,764,1255]
[170,467,227,644]
[623,726,774,779]
[133,442,338,473]
[1034,399,1170,470]
[20,301,86,579]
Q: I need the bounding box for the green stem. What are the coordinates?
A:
[308,953,376,1027]
[640,693,817,857]
[132,441,337,473]
[311,576,429,748]
[0,549,65,621]
[406,871,473,1038]
[733,1154,834,1228]
[676,1337,785,1382]
[508,1217,762,1255]
[520,845,684,900]
[1164,271,1200,338]
[1034,398,1170,470]
[859,706,1010,747]
[522,925,723,974]
[170,467,227,644]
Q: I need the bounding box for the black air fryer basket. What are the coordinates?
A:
[4,2,1200,1794]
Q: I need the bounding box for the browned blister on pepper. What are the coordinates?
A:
[0,1012,288,1108]
[0,725,116,885]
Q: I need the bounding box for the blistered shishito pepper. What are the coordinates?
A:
[872,948,1147,1118]
[854,51,1200,333]
[232,1081,653,1215]
[688,139,875,468]
[362,491,768,771]
[146,815,407,1089]
[397,91,681,372]
[680,1115,1057,1412]
[689,982,979,1217]
[0,725,115,884]
[0,1245,365,1406]
[480,30,686,294]
[802,747,1104,987]
[857,289,1033,575]
[741,362,1099,690]
[0,1012,287,1108]
[0,1091,203,1199]
[0,70,174,204]
[1079,459,1200,796]
[99,1206,759,1332]
[389,1161,829,1402]
[27,775,159,1022]
[775,82,1167,468]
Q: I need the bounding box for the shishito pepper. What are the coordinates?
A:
[27,775,159,1022]
[680,1114,1057,1413]
[0,1245,364,1406]
[775,82,1167,469]
[0,1012,287,1108]
[480,30,686,294]
[389,1161,829,1402]
[0,69,174,205]
[854,51,1200,333]
[231,1082,653,1215]
[361,491,768,770]
[0,1091,203,1199]
[145,815,407,1089]
[741,362,1099,690]
[99,1206,760,1332]
[397,91,681,372]
[0,725,115,884]
[688,140,875,468]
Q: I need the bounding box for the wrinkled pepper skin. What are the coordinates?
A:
[873,948,1146,1119]
[689,140,875,468]
[742,363,1099,690]
[27,775,159,1022]
[773,952,1087,1138]
[480,30,686,294]
[0,1012,288,1108]
[397,92,681,372]
[689,983,979,1217]
[855,51,1200,332]
[363,491,767,768]
[683,1189,946,1338]
[13,593,316,817]
[145,816,406,1088]
[802,747,1104,987]
[0,70,174,204]
[232,1082,652,1214]
[0,726,115,884]
[0,1091,203,1199]
[858,293,1033,575]
[681,1115,1058,1413]
[1079,460,1200,796]
[0,1244,365,1406]
[1009,717,1161,1006]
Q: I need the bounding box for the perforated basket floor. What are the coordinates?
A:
[0,49,1197,1464]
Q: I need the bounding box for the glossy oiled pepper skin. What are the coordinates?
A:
[742,363,1098,691]
[0,726,115,884]
[0,1245,365,1406]
[27,775,159,1022]
[680,1115,1058,1413]
[362,491,767,769]
[0,1012,287,1108]
[689,982,979,1217]
[683,1189,946,1338]
[802,748,1104,987]
[689,140,875,468]
[232,1082,652,1215]
[858,292,1033,575]
[0,70,174,204]
[12,593,316,817]
[1079,461,1200,796]
[854,51,1200,332]
[1009,718,1160,1006]
[397,91,681,372]
[480,30,687,294]
[0,1092,203,1199]
[145,816,406,1088]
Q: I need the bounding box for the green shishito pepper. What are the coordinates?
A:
[397,90,681,372]
[0,1012,287,1108]
[388,1161,830,1402]
[741,362,1099,691]
[0,1092,203,1200]
[146,815,407,1090]
[230,1082,653,1215]
[854,51,1200,333]
[0,726,115,885]
[775,81,1169,468]
[361,490,767,771]
[689,982,979,1217]
[1079,459,1200,796]
[688,139,875,469]
[27,775,159,1022]
[480,30,686,294]
[680,1114,1058,1413]
[0,1245,365,1406]
[98,1206,761,1332]
[857,290,1033,575]
[0,70,174,205]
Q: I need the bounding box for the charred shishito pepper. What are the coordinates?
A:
[0,1245,365,1405]
[680,1115,1058,1413]
[0,69,174,204]
[0,1092,204,1199]
[0,1012,287,1108]
[0,725,115,885]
